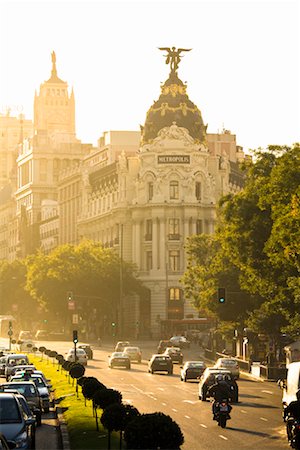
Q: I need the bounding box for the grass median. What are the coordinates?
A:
[30,354,119,450]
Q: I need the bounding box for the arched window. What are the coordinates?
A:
[170,181,179,199]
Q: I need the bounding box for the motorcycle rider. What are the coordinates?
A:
[284,389,300,442]
[208,374,232,420]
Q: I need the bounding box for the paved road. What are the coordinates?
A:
[0,338,288,449]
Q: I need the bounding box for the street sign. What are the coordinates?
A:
[68,301,75,310]
[72,314,79,324]
[8,330,13,336]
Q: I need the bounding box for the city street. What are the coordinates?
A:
[1,338,287,450]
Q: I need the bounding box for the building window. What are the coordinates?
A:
[196,219,203,234]
[169,250,180,271]
[168,218,180,240]
[148,182,153,201]
[145,219,152,241]
[170,181,179,199]
[146,251,152,270]
[195,181,202,200]
[169,287,181,301]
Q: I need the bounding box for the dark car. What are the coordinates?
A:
[0,392,35,449]
[0,381,43,426]
[163,347,183,364]
[198,368,239,402]
[148,354,173,375]
[108,352,131,370]
[78,345,93,360]
[180,361,206,382]
[157,340,171,354]
[169,336,190,349]
[0,432,15,450]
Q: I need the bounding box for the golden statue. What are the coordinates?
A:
[158,47,192,72]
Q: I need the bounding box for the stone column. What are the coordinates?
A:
[135,220,141,269]
[159,218,166,270]
[152,218,158,270]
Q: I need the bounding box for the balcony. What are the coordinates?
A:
[168,234,180,240]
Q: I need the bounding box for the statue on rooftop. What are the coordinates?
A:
[158,47,192,72]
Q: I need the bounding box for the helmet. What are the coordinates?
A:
[216,374,223,383]
[296,389,300,401]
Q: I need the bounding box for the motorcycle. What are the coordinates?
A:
[214,399,232,428]
[288,419,300,449]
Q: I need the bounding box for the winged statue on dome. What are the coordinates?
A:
[158,47,192,72]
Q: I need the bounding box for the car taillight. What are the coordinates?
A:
[295,424,300,430]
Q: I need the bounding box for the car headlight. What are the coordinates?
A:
[15,431,28,448]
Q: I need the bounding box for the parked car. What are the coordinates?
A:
[0,432,15,450]
[148,354,173,375]
[65,348,87,366]
[163,347,183,364]
[180,361,206,382]
[9,365,37,380]
[123,346,142,363]
[115,341,130,352]
[18,331,33,341]
[0,393,35,449]
[108,352,131,369]
[34,330,48,340]
[0,381,42,426]
[10,373,51,413]
[4,354,30,381]
[214,358,240,379]
[169,336,190,349]
[78,344,93,359]
[198,368,239,402]
[157,340,171,354]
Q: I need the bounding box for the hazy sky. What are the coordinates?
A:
[0,0,299,152]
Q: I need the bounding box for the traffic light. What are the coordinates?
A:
[8,321,12,329]
[218,287,226,303]
[111,322,116,336]
[67,291,74,301]
[73,330,78,344]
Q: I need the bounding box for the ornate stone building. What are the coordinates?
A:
[75,51,246,338]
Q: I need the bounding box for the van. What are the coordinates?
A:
[280,361,300,407]
[4,353,30,380]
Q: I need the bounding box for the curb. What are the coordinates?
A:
[56,407,70,450]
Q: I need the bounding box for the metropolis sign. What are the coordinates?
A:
[158,155,190,164]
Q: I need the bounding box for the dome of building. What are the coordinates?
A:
[141,69,207,145]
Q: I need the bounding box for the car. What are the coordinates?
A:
[148,354,173,375]
[0,381,43,426]
[123,346,142,363]
[4,354,30,381]
[34,330,48,340]
[157,340,171,354]
[198,368,239,402]
[0,392,36,448]
[18,331,33,341]
[108,352,131,369]
[180,361,206,382]
[14,393,37,444]
[9,365,37,380]
[78,344,93,359]
[169,336,190,349]
[163,347,183,364]
[0,432,15,450]
[65,348,88,366]
[114,341,130,352]
[10,373,51,413]
[0,356,7,376]
[214,358,240,379]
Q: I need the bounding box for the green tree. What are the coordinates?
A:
[25,240,143,328]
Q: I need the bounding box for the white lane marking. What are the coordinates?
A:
[240,409,247,413]
[162,402,167,406]
[172,408,178,412]
[149,396,157,400]
[157,388,164,391]
[260,417,268,421]
[262,390,273,394]
[124,399,132,404]
[183,400,197,404]
[185,415,191,419]
[200,423,207,428]
[219,435,228,440]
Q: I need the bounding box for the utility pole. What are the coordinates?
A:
[119,223,124,338]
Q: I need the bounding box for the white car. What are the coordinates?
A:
[214,358,240,379]
[66,348,88,365]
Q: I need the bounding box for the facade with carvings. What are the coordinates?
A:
[75,68,246,338]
